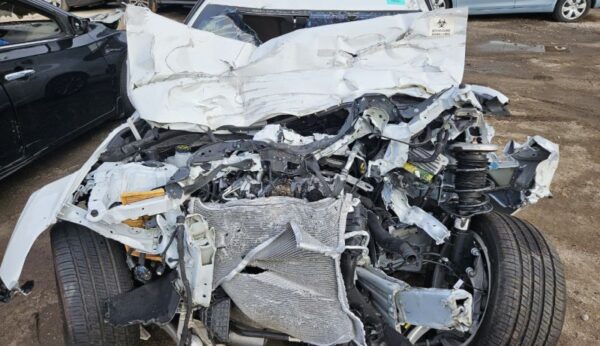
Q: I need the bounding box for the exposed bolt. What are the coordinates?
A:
[90,209,98,217]
[471,248,481,257]
[466,267,476,277]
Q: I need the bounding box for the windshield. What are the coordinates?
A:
[192,4,417,44]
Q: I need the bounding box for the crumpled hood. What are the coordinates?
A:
[126,6,468,131]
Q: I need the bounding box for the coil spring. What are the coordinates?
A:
[451,144,496,217]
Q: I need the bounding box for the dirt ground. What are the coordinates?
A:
[0,6,599,346]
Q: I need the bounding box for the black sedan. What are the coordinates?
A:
[44,0,198,12]
[0,0,129,180]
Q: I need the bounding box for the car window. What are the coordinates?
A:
[0,1,63,47]
[192,4,409,44]
[196,12,261,45]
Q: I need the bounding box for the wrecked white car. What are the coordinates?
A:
[0,1,565,346]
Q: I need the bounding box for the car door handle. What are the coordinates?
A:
[4,69,36,81]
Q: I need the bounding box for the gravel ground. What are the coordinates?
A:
[0,6,598,346]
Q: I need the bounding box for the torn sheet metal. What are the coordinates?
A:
[191,195,365,345]
[368,86,484,177]
[253,124,333,145]
[488,136,559,213]
[60,203,163,253]
[0,123,130,290]
[382,182,450,244]
[126,6,468,131]
[515,136,559,204]
[470,85,509,105]
[356,267,472,331]
[86,162,178,223]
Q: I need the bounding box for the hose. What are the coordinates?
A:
[408,130,449,163]
[367,211,418,264]
[340,253,412,346]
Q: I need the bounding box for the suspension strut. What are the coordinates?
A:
[447,143,497,271]
[449,143,497,218]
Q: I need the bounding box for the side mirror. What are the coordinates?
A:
[70,17,90,35]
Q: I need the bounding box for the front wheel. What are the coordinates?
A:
[51,222,139,345]
[469,212,566,346]
[413,212,566,345]
[553,0,590,21]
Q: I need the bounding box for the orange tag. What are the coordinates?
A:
[120,188,165,205]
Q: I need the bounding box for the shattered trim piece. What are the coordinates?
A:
[382,182,450,244]
[356,266,472,331]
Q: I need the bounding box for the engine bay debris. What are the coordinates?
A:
[0,5,559,346]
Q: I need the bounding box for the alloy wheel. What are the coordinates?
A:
[561,0,587,20]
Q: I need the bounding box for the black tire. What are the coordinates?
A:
[470,212,566,346]
[118,59,135,119]
[51,222,139,346]
[552,0,590,22]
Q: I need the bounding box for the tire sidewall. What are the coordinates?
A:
[51,243,77,345]
[468,213,566,346]
[469,219,506,345]
[50,223,139,345]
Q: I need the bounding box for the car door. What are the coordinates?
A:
[513,0,554,10]
[0,0,117,155]
[455,0,516,12]
[0,84,24,173]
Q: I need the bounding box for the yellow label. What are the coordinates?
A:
[403,162,434,182]
[120,188,166,205]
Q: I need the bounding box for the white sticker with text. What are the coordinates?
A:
[429,17,454,36]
